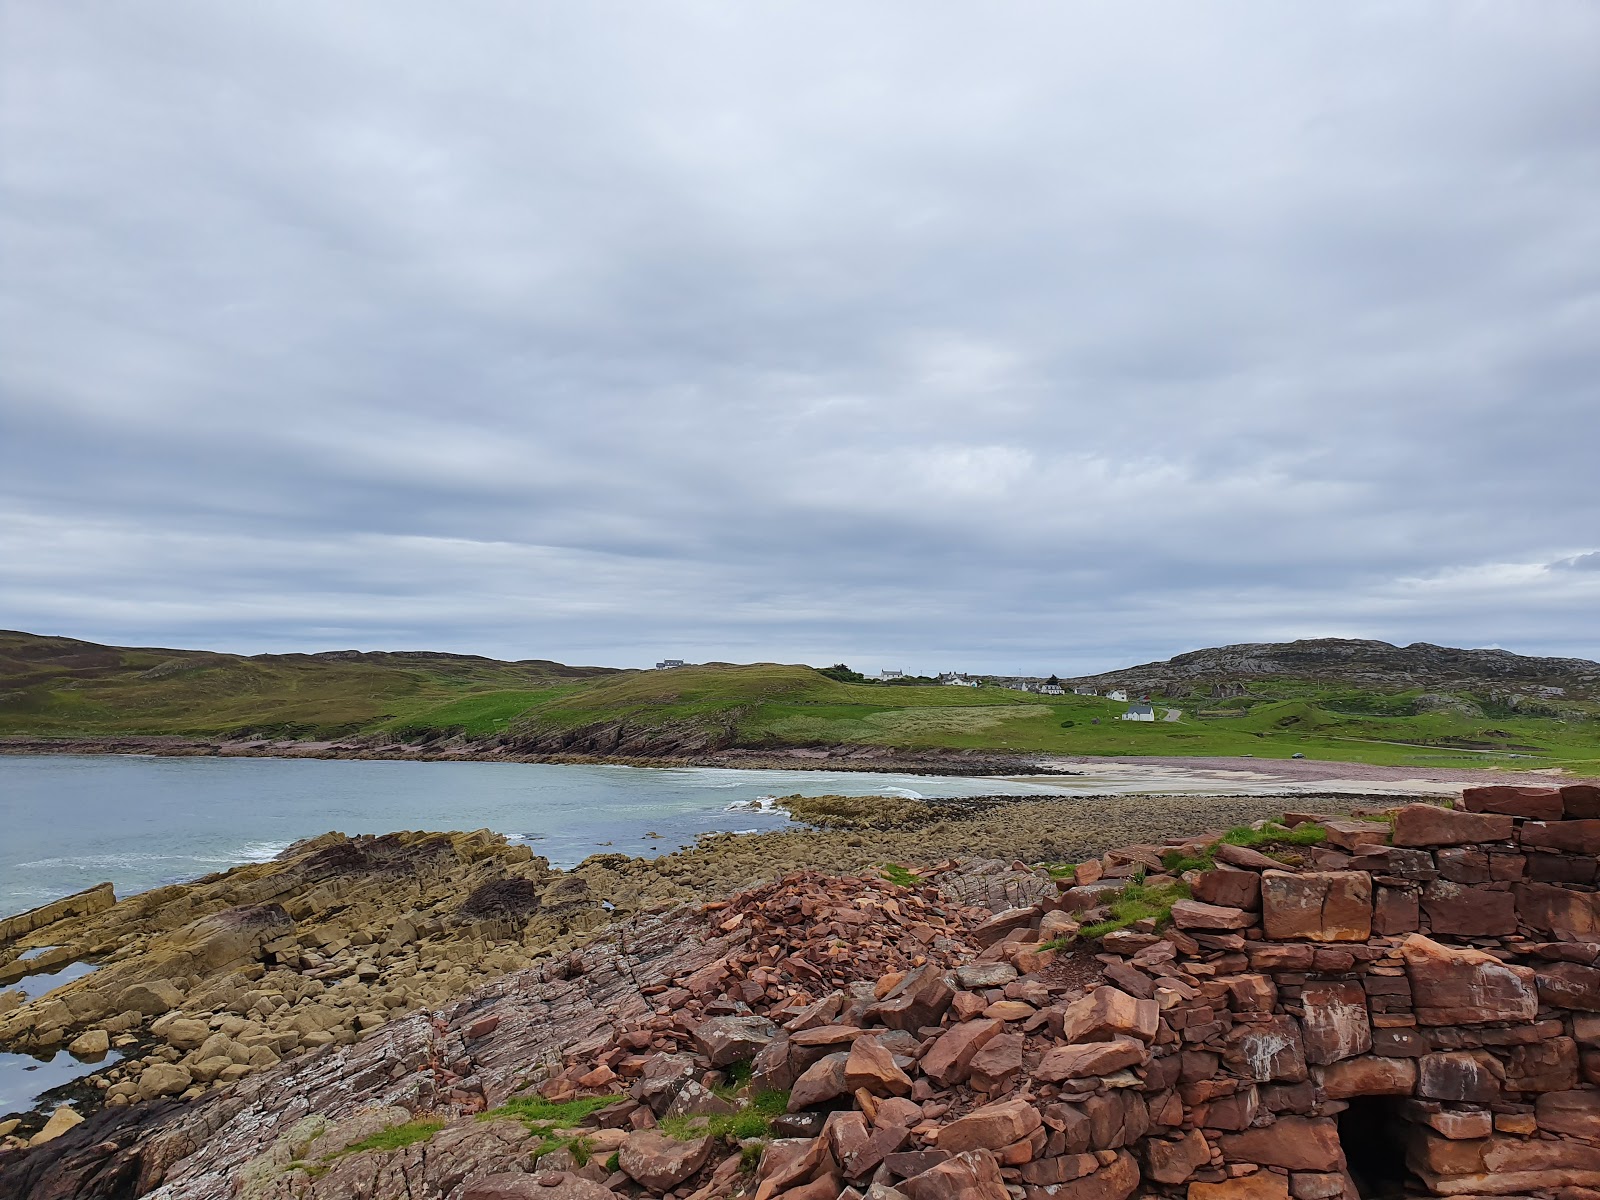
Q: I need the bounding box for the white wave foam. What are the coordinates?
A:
[724,795,783,813]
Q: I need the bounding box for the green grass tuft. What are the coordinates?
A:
[879,863,922,887]
[329,1120,444,1158]
[1077,879,1193,940]
[660,1090,790,1143]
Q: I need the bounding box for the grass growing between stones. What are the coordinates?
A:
[330,1119,446,1158]
[1160,821,1328,874]
[659,1090,790,1143]
[879,863,923,887]
[1071,879,1194,942]
[479,1094,623,1159]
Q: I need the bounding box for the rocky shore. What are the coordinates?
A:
[0,735,1050,777]
[5,783,1600,1198]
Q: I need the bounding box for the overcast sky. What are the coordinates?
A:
[2,2,1597,675]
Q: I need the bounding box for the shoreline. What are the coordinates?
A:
[3,734,1593,788]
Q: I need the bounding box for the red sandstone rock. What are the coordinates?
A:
[1058,986,1158,1044]
[921,1018,1003,1086]
[901,1148,1010,1200]
[1187,1174,1290,1200]
[1536,961,1600,1010]
[1299,981,1372,1065]
[1031,1150,1139,1200]
[1515,881,1600,938]
[1219,1117,1343,1172]
[1321,819,1389,851]
[1034,1037,1149,1081]
[619,1131,714,1191]
[1418,1050,1504,1102]
[1401,934,1538,1024]
[692,1014,777,1067]
[1260,871,1371,941]
[461,1173,617,1200]
[1192,866,1261,910]
[1523,820,1600,854]
[866,966,955,1031]
[845,1035,913,1096]
[966,1032,1025,1093]
[1213,843,1282,871]
[1564,783,1600,818]
[1315,1055,1417,1098]
[1391,804,1513,847]
[789,1051,852,1110]
[936,1098,1042,1153]
[1420,879,1518,936]
[1171,899,1255,931]
[1506,1036,1580,1092]
[1143,1128,1209,1183]
[1461,784,1565,820]
[1538,1089,1600,1137]
[1221,1016,1307,1083]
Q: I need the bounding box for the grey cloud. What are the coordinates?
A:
[2,2,1598,673]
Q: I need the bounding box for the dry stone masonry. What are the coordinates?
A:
[4,782,1600,1200]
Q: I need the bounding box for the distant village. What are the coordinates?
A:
[653,658,1179,722]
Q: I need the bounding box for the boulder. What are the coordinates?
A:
[137,1062,193,1100]
[1461,784,1564,820]
[1219,1116,1343,1172]
[922,1019,1003,1087]
[1034,1037,1149,1082]
[865,966,954,1032]
[1299,981,1371,1065]
[1058,986,1159,1044]
[1170,900,1254,931]
[1535,961,1600,1010]
[967,1033,1025,1093]
[67,1028,109,1059]
[901,1149,1010,1200]
[1536,1090,1600,1137]
[789,1051,852,1110]
[846,1036,913,1096]
[27,1106,84,1148]
[1391,804,1512,848]
[1563,783,1600,819]
[936,1098,1042,1154]
[1315,1056,1417,1098]
[1191,867,1261,910]
[1401,934,1537,1024]
[1143,1129,1209,1184]
[1522,820,1600,855]
[1260,872,1371,942]
[461,1173,617,1200]
[619,1130,713,1190]
[1320,819,1389,851]
[1220,1016,1307,1083]
[1187,1175,1290,1200]
[118,979,184,1015]
[692,1014,776,1067]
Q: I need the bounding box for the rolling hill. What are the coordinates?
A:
[2,631,1596,772]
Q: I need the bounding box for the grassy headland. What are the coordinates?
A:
[2,631,1597,773]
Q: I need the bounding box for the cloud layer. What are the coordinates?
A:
[3,2,1598,673]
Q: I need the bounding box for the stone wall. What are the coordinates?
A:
[1032,781,1600,1198]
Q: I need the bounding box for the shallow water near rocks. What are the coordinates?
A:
[0,755,1080,917]
[0,1044,123,1120]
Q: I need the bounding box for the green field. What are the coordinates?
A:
[3,632,1597,772]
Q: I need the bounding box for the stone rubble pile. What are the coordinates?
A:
[524,782,1600,1200]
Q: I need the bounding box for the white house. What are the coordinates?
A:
[655,659,686,670]
[1040,683,1064,695]
[1107,689,1129,702]
[1073,686,1098,696]
[1121,703,1156,721]
[940,673,980,688]
[879,669,904,680]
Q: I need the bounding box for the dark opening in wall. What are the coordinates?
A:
[1338,1096,1414,1199]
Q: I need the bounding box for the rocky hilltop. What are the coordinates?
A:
[6,783,1600,1199]
[1065,638,1600,700]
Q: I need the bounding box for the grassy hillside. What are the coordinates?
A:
[3,632,1597,772]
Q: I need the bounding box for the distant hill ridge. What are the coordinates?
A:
[1066,637,1600,698]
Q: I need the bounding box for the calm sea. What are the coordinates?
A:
[0,754,1076,918]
